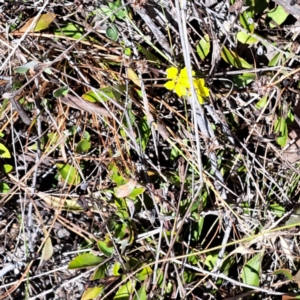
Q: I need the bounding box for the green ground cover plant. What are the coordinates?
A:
[1,0,300,299]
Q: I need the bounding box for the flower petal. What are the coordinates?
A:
[179,77,191,88]
[178,67,195,88]
[174,83,187,97]
[193,78,210,97]
[196,92,205,104]
[179,67,195,78]
[166,67,178,79]
[164,80,176,90]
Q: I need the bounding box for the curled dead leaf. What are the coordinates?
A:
[281,129,300,163]
[293,269,300,288]
[60,95,111,117]
[115,178,137,198]
[127,68,141,87]
[38,238,53,269]
[15,13,56,33]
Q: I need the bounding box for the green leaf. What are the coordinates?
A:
[53,86,69,98]
[138,117,150,151]
[91,265,106,280]
[112,262,121,276]
[98,240,115,257]
[273,268,293,280]
[183,270,195,284]
[0,143,11,158]
[237,31,258,44]
[94,6,116,22]
[55,23,84,40]
[81,286,104,300]
[128,187,145,199]
[277,135,287,147]
[240,202,250,215]
[268,52,283,67]
[231,73,256,88]
[192,216,204,241]
[2,164,13,174]
[170,139,187,161]
[82,85,125,102]
[69,125,77,135]
[106,24,119,41]
[124,48,131,56]
[136,265,152,281]
[0,182,10,194]
[115,224,134,253]
[32,13,56,32]
[255,95,268,109]
[76,139,91,154]
[47,132,59,147]
[133,284,146,300]
[56,163,81,186]
[196,34,210,60]
[95,1,126,21]
[114,223,128,240]
[220,255,235,276]
[285,207,300,226]
[287,109,295,123]
[83,131,91,141]
[113,280,135,300]
[126,109,136,127]
[12,82,23,90]
[156,268,164,287]
[108,0,126,19]
[274,116,288,147]
[221,46,253,69]
[15,61,39,74]
[68,253,104,269]
[268,5,289,28]
[82,88,113,103]
[274,116,285,134]
[241,251,264,287]
[205,252,218,271]
[240,10,255,32]
[269,203,285,217]
[109,163,126,186]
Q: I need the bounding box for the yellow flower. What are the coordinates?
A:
[193,78,210,104]
[164,66,209,104]
[164,67,195,97]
